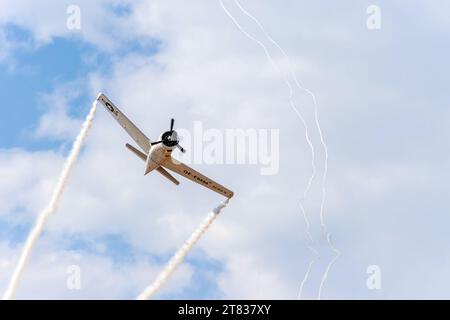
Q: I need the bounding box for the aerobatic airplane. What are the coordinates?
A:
[97,93,234,199]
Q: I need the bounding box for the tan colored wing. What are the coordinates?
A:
[162,158,234,199]
[97,93,151,153]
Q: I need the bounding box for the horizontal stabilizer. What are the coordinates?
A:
[126,143,146,161]
[156,166,180,185]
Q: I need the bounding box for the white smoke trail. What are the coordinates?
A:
[232,0,333,243]
[220,0,334,299]
[222,0,340,299]
[218,0,317,258]
[297,243,320,300]
[231,0,327,202]
[218,0,317,195]
[317,233,341,300]
[296,202,318,300]
[219,0,317,210]
[137,200,229,300]
[2,101,97,300]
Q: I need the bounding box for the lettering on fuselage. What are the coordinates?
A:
[183,169,208,186]
[212,185,228,196]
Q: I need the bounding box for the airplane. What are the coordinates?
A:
[96,93,234,199]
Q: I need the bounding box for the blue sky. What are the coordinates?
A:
[1,36,90,149]
[0,21,160,149]
[1,0,450,300]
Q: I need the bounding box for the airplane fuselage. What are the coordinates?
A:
[144,134,176,175]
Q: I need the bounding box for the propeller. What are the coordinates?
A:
[171,119,186,153]
[150,118,186,153]
[176,144,186,153]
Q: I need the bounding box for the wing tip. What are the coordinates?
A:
[96,92,105,101]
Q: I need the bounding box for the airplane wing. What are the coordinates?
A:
[97,93,151,153]
[162,158,234,199]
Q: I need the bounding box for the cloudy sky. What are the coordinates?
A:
[1,0,450,299]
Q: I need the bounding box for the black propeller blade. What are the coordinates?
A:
[150,119,186,153]
[176,144,186,153]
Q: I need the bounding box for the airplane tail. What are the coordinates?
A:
[125,143,180,185]
[156,166,180,185]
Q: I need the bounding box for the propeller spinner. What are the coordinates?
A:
[151,118,186,153]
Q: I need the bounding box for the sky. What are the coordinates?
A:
[1,0,450,299]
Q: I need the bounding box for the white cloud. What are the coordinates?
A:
[0,0,138,61]
[0,149,62,222]
[35,83,86,141]
[0,240,193,299]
